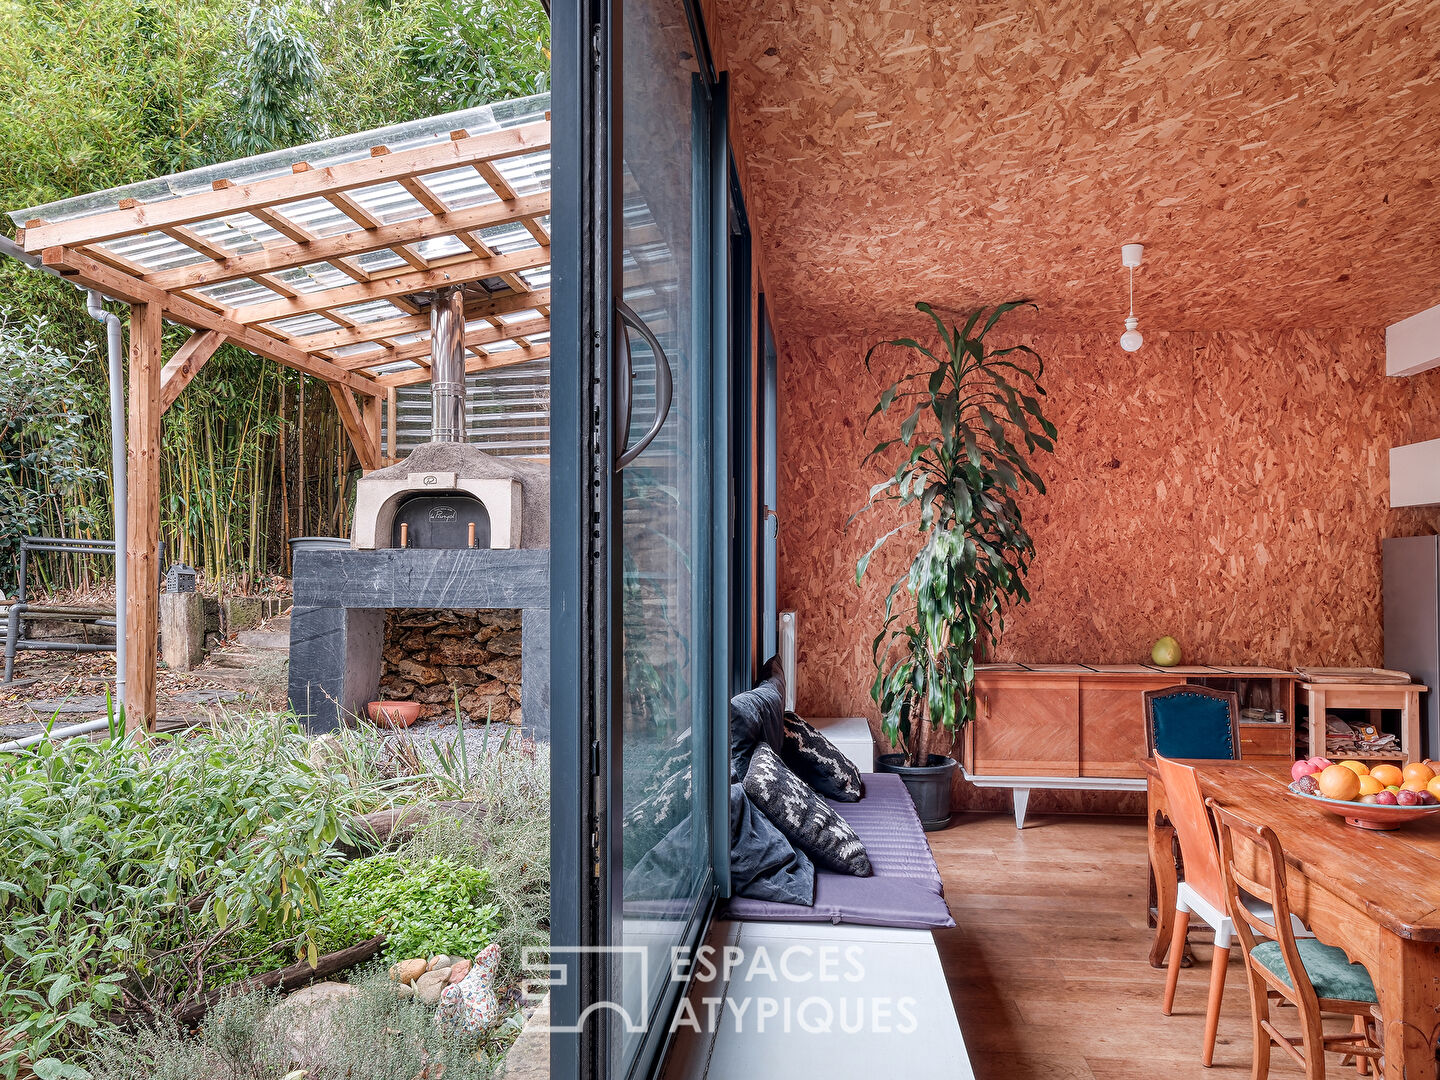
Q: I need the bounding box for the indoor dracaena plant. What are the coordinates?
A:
[852,301,1057,768]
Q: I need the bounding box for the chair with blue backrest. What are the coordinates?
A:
[1145,683,1241,761]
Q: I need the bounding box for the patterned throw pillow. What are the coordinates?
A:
[743,744,872,877]
[781,711,863,802]
[620,759,692,870]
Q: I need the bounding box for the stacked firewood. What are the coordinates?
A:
[377,608,522,723]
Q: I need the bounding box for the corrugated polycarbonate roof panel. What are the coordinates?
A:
[8,93,552,432]
[10,95,550,229]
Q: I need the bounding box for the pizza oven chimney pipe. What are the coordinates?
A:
[430,285,467,443]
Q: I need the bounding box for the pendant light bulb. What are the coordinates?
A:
[1120,316,1143,352]
[1118,243,1144,351]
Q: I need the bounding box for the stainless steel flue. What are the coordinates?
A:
[430,285,467,442]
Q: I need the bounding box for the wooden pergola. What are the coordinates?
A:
[10,98,552,730]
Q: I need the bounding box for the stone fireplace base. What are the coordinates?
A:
[287,548,549,738]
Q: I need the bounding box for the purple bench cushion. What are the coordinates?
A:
[725,773,954,930]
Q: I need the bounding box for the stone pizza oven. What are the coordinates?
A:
[288,285,550,734]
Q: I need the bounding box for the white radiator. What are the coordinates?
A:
[777,610,797,711]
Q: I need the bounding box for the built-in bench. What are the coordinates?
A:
[672,713,972,1078]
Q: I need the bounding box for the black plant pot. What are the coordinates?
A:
[877,753,957,831]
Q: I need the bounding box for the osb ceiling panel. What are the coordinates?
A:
[711,0,1440,338]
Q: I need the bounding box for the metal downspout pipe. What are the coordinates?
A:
[85,291,127,717]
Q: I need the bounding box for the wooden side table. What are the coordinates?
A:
[1301,680,1427,760]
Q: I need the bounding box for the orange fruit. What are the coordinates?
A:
[1428,776,1440,801]
[1403,761,1437,786]
[1401,780,1430,794]
[1337,760,1370,777]
[1357,775,1385,795]
[1369,764,1404,788]
[1318,764,1362,802]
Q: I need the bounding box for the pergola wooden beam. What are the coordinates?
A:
[328,382,381,471]
[233,247,549,326]
[20,120,551,250]
[42,247,384,397]
[289,288,551,353]
[159,329,225,412]
[335,314,551,370]
[143,192,550,292]
[373,344,551,388]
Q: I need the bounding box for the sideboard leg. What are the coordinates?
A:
[1012,787,1030,829]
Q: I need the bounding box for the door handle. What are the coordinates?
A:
[614,298,674,470]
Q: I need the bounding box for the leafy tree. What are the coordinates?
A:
[0,318,107,593]
[223,3,323,155]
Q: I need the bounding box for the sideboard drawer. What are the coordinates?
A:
[1239,724,1293,761]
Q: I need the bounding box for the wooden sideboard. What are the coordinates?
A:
[961,664,1297,826]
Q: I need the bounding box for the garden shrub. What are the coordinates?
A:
[0,717,367,1078]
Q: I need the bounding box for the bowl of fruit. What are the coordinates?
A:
[1288,758,1440,830]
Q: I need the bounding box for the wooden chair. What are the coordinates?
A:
[1207,799,1383,1079]
[1145,684,1241,760]
[1156,756,1314,1066]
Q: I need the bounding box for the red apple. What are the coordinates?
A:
[1292,759,1321,781]
[1396,789,1421,807]
[1373,790,1398,806]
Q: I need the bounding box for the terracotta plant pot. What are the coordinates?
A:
[367,700,421,728]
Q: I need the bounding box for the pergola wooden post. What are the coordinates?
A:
[15,111,552,728]
[126,303,163,734]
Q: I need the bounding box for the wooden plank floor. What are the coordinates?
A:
[931,812,1351,1079]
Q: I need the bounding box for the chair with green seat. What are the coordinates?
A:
[1145,684,1241,760]
[1207,799,1383,1079]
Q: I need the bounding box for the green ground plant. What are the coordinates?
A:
[324,854,502,962]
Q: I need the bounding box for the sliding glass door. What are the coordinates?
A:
[609,1,716,1075]
[551,1,723,1076]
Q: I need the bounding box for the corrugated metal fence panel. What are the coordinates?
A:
[390,359,551,459]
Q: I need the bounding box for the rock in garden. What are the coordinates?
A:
[426,955,453,972]
[447,959,471,983]
[395,983,415,1000]
[391,958,428,985]
[414,968,452,1004]
[272,981,360,1066]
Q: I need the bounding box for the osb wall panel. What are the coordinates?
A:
[779,325,1440,813]
[708,0,1440,340]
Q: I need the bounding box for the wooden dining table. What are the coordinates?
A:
[1144,759,1440,1080]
